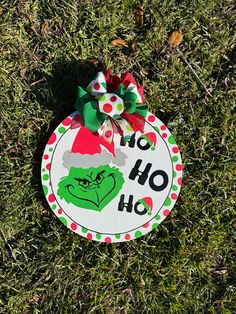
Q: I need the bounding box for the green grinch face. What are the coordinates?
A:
[57,165,124,211]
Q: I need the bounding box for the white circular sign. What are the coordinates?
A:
[41,111,183,242]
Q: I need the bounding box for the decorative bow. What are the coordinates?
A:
[74,68,148,149]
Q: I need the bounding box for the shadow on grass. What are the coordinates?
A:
[30,58,105,233]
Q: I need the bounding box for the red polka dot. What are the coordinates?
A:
[43,154,49,160]
[71,223,77,230]
[163,209,170,216]
[178,177,182,185]
[160,125,166,130]
[48,132,56,145]
[110,95,117,102]
[103,103,113,113]
[176,164,182,171]
[94,83,100,90]
[87,233,92,240]
[62,117,71,126]
[58,208,62,214]
[172,147,179,154]
[105,237,111,243]
[125,234,131,240]
[100,125,105,131]
[162,133,167,139]
[48,194,55,202]
[46,163,51,171]
[148,115,155,122]
[143,222,150,228]
[105,130,112,138]
[171,193,177,200]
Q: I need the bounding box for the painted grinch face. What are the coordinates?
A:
[57,165,124,211]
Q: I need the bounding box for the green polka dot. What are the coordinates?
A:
[164,197,171,206]
[59,217,67,226]
[126,125,133,132]
[52,204,56,210]
[135,230,142,238]
[172,184,178,191]
[43,185,48,195]
[99,95,106,101]
[96,233,102,240]
[82,227,88,234]
[152,223,159,230]
[58,127,66,133]
[155,214,161,220]
[117,103,123,111]
[173,171,177,178]
[115,234,121,239]
[148,212,152,216]
[49,148,53,152]
[42,168,46,172]
[42,174,49,180]
[151,147,155,151]
[168,135,176,144]
[172,156,178,162]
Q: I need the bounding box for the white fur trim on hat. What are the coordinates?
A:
[62,149,127,170]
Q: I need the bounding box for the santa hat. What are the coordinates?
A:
[141,132,157,151]
[63,126,127,169]
[139,197,153,216]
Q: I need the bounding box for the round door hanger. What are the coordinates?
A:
[41,111,182,242]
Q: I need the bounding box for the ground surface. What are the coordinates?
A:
[1,0,236,313]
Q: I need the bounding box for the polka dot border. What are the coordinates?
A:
[41,111,183,243]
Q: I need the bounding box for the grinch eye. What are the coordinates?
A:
[95,171,105,184]
[74,178,90,188]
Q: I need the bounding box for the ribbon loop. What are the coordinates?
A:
[74,69,148,146]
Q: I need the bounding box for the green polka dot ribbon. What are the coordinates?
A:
[74,69,148,143]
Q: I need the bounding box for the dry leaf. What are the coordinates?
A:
[122,288,132,297]
[135,6,144,26]
[29,295,41,305]
[88,59,99,66]
[129,39,136,51]
[42,21,49,34]
[208,266,228,279]
[111,38,127,47]
[168,31,183,47]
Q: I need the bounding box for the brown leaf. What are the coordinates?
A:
[135,6,144,26]
[29,295,41,305]
[168,31,183,47]
[208,266,228,279]
[122,288,132,297]
[88,59,99,66]
[129,39,136,51]
[111,38,127,47]
[42,21,49,34]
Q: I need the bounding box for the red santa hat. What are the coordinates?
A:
[142,132,157,150]
[63,127,127,169]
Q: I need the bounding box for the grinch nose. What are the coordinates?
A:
[89,182,99,190]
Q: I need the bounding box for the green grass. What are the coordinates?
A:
[1,0,236,313]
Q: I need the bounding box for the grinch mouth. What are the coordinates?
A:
[66,174,116,209]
